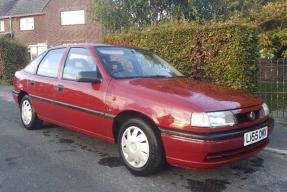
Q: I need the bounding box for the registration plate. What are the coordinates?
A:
[244,127,268,146]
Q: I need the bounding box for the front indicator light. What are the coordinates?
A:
[262,103,270,117]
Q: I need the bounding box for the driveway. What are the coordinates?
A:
[0,86,287,192]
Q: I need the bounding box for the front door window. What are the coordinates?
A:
[63,48,97,81]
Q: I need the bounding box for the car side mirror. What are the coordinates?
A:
[76,71,102,83]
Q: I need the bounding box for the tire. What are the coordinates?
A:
[20,95,42,130]
[118,118,165,176]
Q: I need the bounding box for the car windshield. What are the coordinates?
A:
[95,47,184,79]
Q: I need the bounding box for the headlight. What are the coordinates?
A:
[191,111,236,128]
[262,103,270,116]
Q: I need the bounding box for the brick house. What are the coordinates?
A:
[0,0,103,59]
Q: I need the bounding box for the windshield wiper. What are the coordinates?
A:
[141,75,171,78]
[115,75,185,79]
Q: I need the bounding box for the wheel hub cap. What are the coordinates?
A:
[130,142,137,152]
[21,100,32,125]
[121,126,149,168]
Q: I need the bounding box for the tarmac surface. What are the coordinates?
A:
[1,86,287,192]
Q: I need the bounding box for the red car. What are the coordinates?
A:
[12,44,274,176]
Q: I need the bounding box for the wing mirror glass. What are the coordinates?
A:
[76,71,102,83]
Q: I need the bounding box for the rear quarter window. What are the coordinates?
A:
[24,53,46,74]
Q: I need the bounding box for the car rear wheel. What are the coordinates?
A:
[118,118,165,176]
[20,95,42,130]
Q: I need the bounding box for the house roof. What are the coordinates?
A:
[0,0,51,18]
[0,0,18,17]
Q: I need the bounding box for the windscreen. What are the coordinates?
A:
[95,47,184,79]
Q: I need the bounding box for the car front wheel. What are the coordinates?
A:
[118,118,165,176]
[20,95,42,130]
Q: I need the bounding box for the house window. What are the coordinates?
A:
[61,10,85,25]
[20,17,34,31]
[0,20,4,32]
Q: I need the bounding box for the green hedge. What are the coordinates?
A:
[105,22,260,92]
[0,37,29,84]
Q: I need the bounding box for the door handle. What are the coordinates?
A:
[29,80,35,86]
[55,84,64,92]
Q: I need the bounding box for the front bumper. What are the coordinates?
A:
[160,118,274,169]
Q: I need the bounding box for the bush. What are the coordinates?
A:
[0,37,29,84]
[105,22,260,92]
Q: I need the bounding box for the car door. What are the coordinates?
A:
[28,48,66,121]
[53,47,111,139]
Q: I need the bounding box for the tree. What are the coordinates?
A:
[236,0,287,58]
[90,0,192,32]
[187,0,274,22]
[90,0,130,33]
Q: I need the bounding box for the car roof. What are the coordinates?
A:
[48,43,147,52]
[50,43,113,49]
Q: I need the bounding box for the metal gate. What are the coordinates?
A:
[257,58,287,120]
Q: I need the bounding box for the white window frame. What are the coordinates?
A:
[0,20,4,32]
[61,10,85,26]
[20,17,34,31]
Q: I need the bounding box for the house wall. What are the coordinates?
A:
[0,0,103,47]
[44,0,103,46]
[11,15,48,45]
[0,18,11,35]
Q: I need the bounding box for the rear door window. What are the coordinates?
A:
[37,48,65,78]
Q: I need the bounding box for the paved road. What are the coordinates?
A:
[1,86,287,192]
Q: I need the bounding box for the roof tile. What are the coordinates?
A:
[0,0,18,17]
[0,0,50,18]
